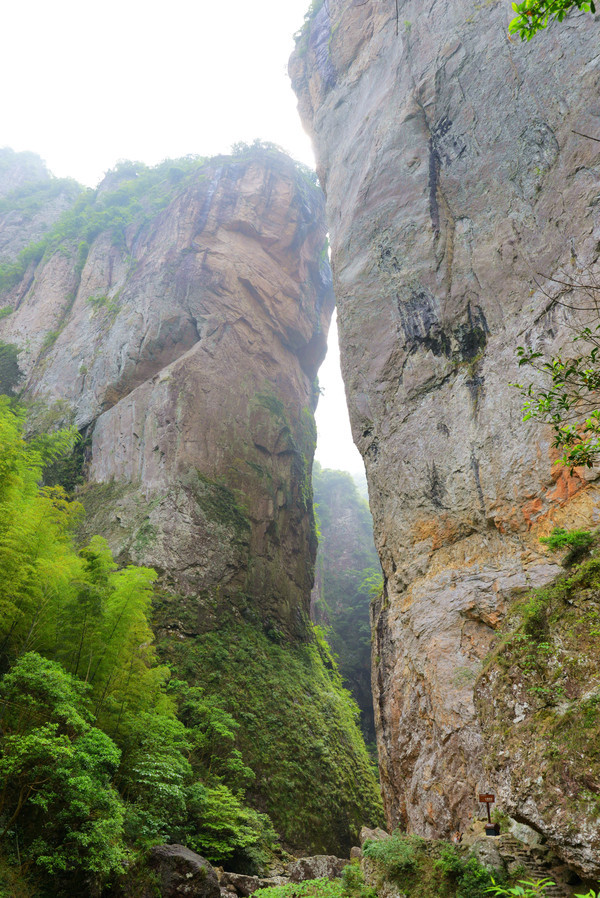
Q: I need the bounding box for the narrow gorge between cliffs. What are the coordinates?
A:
[0,0,599,894]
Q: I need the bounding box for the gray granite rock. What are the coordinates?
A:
[287,855,350,881]
[291,0,600,874]
[147,845,220,898]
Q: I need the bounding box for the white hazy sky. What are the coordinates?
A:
[1,0,363,474]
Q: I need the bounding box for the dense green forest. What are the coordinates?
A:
[0,398,281,894]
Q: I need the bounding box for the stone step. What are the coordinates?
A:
[482,834,572,898]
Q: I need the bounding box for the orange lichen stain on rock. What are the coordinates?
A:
[546,463,586,504]
[522,496,544,527]
[400,589,414,613]
[488,504,521,534]
[484,610,501,628]
[424,801,436,825]
[413,514,462,551]
[520,462,586,530]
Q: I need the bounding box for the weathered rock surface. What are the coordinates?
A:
[0,147,333,637]
[218,871,286,896]
[287,855,350,881]
[218,856,349,897]
[475,558,600,878]
[146,845,220,898]
[291,0,600,868]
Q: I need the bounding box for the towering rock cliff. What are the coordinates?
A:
[291,0,600,866]
[0,146,383,852]
[1,147,331,635]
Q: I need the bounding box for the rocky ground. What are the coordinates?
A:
[135,820,597,898]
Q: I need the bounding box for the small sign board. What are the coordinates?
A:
[479,793,495,803]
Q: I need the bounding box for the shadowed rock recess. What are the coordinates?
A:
[291,0,600,869]
[0,146,383,852]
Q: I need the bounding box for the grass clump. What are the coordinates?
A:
[363,832,423,879]
[363,834,505,898]
[255,878,344,898]
[254,868,377,898]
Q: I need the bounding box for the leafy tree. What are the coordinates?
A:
[0,653,125,888]
[509,0,596,40]
[0,399,81,664]
[171,679,255,792]
[515,272,600,469]
[40,536,166,737]
[117,711,191,845]
[184,782,275,867]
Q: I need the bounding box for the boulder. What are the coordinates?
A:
[218,872,287,897]
[147,845,220,898]
[287,855,350,881]
[359,826,389,847]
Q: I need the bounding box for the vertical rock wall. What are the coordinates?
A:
[291,0,600,840]
[0,148,385,853]
[0,148,333,637]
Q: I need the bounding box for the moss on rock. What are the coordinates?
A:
[475,553,600,875]
[158,614,384,855]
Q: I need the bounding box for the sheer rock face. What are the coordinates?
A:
[0,150,334,636]
[291,0,600,859]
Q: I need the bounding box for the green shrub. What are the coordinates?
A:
[540,527,595,565]
[341,861,377,898]
[486,878,556,898]
[41,329,59,351]
[447,853,500,898]
[362,832,424,879]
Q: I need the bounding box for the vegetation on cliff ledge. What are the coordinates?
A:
[475,549,600,835]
